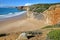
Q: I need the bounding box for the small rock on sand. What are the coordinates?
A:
[16,32,28,40]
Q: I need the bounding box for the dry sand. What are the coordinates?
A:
[0,13,46,40]
[0,18,46,33]
[0,13,46,33]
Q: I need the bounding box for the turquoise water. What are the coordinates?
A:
[0,8,26,19]
[0,8,23,15]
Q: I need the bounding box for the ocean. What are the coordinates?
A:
[0,8,26,20]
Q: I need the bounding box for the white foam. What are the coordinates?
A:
[0,11,27,19]
[9,13,13,15]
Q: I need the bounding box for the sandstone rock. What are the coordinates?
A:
[16,32,28,40]
[43,4,60,25]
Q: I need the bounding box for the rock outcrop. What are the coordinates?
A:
[17,6,29,10]
[16,33,28,40]
[43,4,60,25]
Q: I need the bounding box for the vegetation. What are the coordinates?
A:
[47,30,60,40]
[29,3,60,13]
[30,4,51,13]
[24,31,42,36]
[42,24,60,29]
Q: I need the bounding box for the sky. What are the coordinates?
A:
[0,0,60,7]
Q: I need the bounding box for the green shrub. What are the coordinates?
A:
[29,3,60,13]
[47,30,60,40]
[42,24,60,29]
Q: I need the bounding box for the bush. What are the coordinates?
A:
[47,30,60,40]
[42,24,60,29]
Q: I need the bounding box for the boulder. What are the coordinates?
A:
[16,32,28,40]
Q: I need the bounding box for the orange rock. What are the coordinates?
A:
[43,5,60,25]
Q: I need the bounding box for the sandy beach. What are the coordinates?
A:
[0,12,27,33]
[0,12,46,40]
[0,0,60,40]
[0,12,46,34]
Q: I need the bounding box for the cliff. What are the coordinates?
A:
[43,4,60,25]
[17,3,60,25]
[28,3,60,25]
[17,6,29,10]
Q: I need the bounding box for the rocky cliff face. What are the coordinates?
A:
[17,6,29,10]
[17,4,60,25]
[43,4,60,25]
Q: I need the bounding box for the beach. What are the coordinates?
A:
[0,0,60,40]
[0,12,27,33]
[0,11,46,34]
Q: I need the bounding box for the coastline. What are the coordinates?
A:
[0,12,27,26]
[0,12,27,33]
[0,12,46,34]
[0,11,26,20]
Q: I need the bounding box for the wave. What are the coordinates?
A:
[0,11,27,19]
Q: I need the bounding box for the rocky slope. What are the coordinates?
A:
[43,4,60,25]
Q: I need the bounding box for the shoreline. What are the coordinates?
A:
[0,12,27,26]
[0,12,27,33]
[0,11,26,20]
[0,11,46,34]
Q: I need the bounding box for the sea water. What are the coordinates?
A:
[0,8,26,19]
